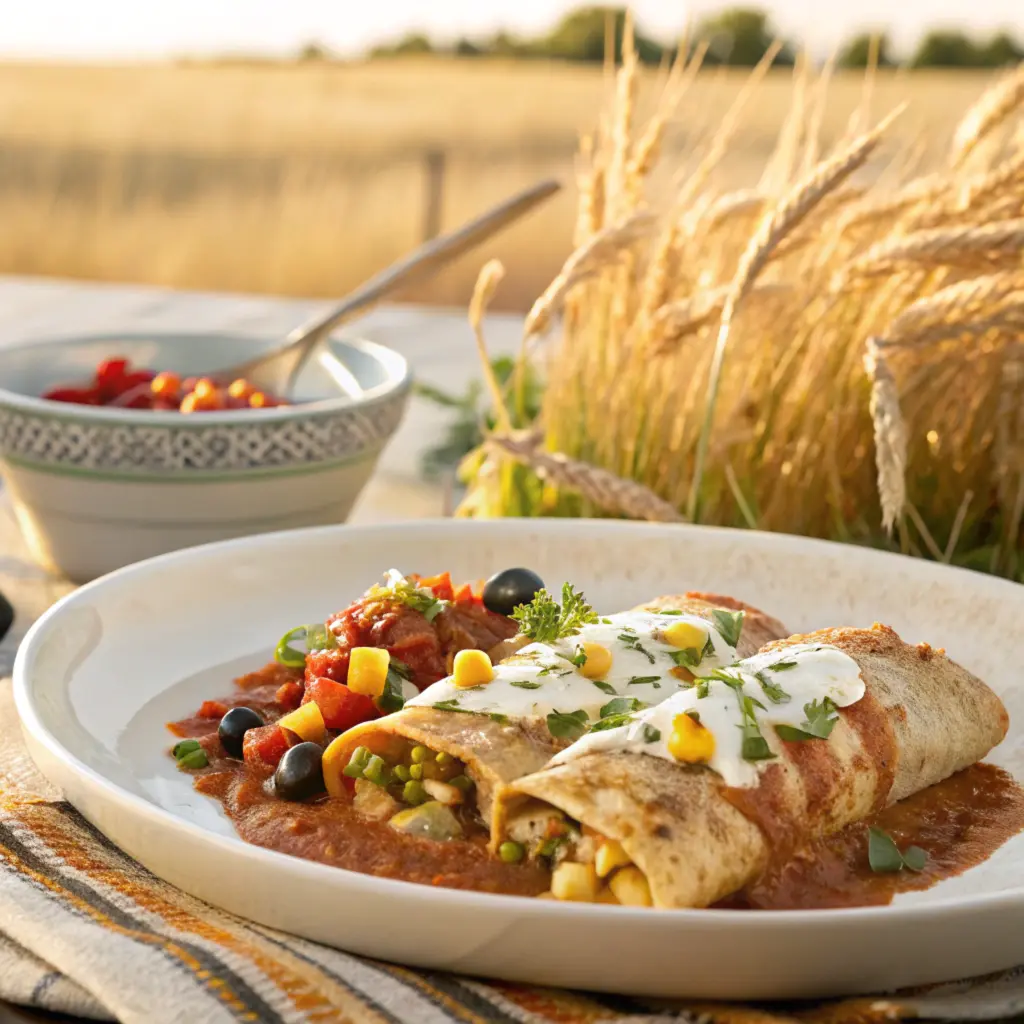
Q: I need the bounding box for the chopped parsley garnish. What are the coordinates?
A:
[737,693,775,761]
[711,608,745,649]
[599,696,645,718]
[753,669,790,705]
[589,679,617,694]
[510,680,543,689]
[589,696,647,733]
[511,583,597,643]
[775,697,840,742]
[368,569,447,622]
[538,664,572,677]
[659,609,683,615]
[685,709,701,723]
[546,709,590,740]
[627,675,661,686]
[571,645,588,668]
[670,634,715,672]
[642,724,661,743]
[601,617,613,624]
[618,633,656,664]
[431,697,509,726]
[767,658,797,672]
[377,658,411,713]
[867,827,928,873]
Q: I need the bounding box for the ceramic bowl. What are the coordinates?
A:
[0,331,410,581]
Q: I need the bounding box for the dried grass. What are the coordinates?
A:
[454,49,1024,577]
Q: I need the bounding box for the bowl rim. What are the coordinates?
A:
[0,331,412,426]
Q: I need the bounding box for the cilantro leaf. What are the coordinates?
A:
[737,693,776,761]
[571,645,588,668]
[589,712,636,732]
[775,697,840,742]
[510,680,542,690]
[599,696,645,718]
[546,709,590,740]
[511,584,597,643]
[767,658,797,672]
[589,679,617,694]
[711,608,744,649]
[619,633,656,664]
[627,675,661,686]
[376,661,409,713]
[753,669,790,705]
[867,827,928,873]
[368,570,447,622]
[642,724,661,743]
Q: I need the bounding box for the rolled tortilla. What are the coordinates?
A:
[501,624,1010,908]
[322,592,788,834]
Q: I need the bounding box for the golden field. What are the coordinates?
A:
[0,59,1005,311]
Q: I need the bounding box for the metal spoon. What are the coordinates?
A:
[216,178,561,400]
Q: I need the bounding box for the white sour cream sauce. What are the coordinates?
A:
[405,611,739,724]
[551,643,866,787]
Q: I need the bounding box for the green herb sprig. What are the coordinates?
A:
[546,709,590,740]
[867,827,928,873]
[711,608,745,649]
[775,697,840,742]
[512,583,597,643]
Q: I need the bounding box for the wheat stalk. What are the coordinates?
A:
[686,106,903,520]
[839,219,1024,283]
[468,260,512,435]
[883,272,1024,343]
[652,282,791,348]
[487,434,685,523]
[952,64,1024,167]
[864,337,908,533]
[523,212,656,339]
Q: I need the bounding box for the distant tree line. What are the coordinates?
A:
[320,6,1023,69]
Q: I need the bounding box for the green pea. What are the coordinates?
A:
[448,774,473,792]
[393,764,411,783]
[409,763,424,780]
[178,748,209,771]
[498,841,525,864]
[435,751,454,765]
[410,745,431,764]
[403,780,428,805]
[363,754,390,787]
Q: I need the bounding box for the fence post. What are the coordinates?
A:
[421,149,446,243]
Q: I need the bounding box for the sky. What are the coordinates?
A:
[3,0,1023,61]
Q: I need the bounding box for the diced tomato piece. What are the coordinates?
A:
[453,582,475,604]
[417,572,454,602]
[96,358,129,385]
[43,386,100,405]
[305,646,349,683]
[275,680,304,711]
[242,724,290,769]
[302,676,378,731]
[197,700,229,720]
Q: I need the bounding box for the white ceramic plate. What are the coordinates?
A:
[14,520,1024,1000]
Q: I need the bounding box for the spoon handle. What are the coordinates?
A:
[242,178,560,395]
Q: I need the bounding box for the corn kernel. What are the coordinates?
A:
[249,391,269,408]
[551,862,600,902]
[193,378,217,400]
[608,866,653,907]
[578,642,613,680]
[453,649,494,688]
[228,378,254,400]
[664,620,708,651]
[276,701,326,744]
[667,712,716,764]
[179,393,199,414]
[347,647,391,698]
[595,839,632,878]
